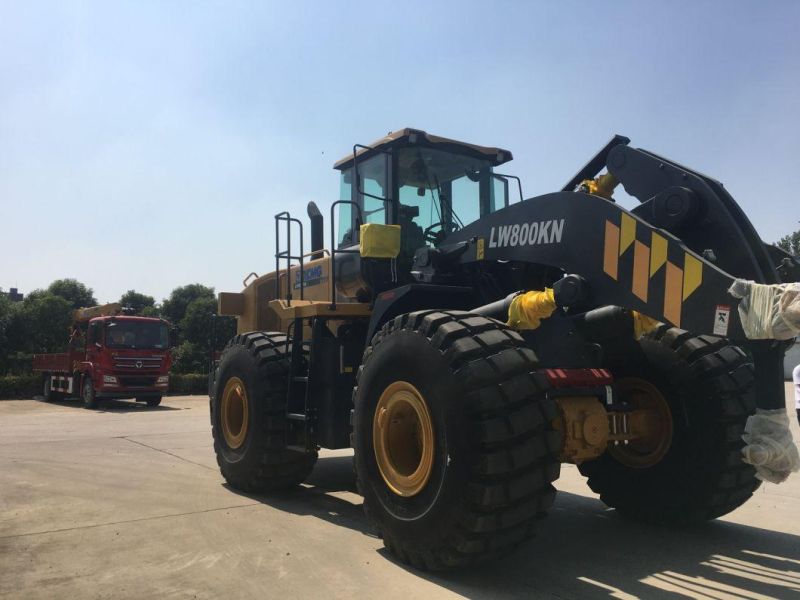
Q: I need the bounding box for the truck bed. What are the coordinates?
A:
[32,353,71,373]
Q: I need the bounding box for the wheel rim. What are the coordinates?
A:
[221,377,249,449]
[609,377,673,468]
[373,381,435,497]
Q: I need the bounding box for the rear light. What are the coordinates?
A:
[157,375,169,384]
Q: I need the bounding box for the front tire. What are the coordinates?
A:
[82,378,98,409]
[211,332,317,492]
[353,311,560,570]
[579,327,759,524]
[138,395,162,407]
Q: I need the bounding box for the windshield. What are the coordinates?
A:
[105,321,169,349]
[396,147,505,246]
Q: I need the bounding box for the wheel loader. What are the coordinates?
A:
[212,128,800,570]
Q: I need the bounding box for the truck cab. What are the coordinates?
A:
[81,315,172,403]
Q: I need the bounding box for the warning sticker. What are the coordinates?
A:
[713,304,731,336]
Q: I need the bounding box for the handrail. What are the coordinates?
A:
[494,173,524,204]
[275,211,305,305]
[242,272,259,287]
[300,249,330,258]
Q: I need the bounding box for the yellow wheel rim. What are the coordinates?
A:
[221,376,249,450]
[609,377,673,468]
[373,381,435,497]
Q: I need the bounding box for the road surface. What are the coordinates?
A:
[1,386,799,599]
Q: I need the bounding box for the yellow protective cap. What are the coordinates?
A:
[359,223,401,259]
[631,310,661,340]
[507,289,557,330]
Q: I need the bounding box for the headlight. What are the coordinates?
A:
[103,375,118,384]
[157,375,169,384]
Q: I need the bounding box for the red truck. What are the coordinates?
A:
[33,303,172,409]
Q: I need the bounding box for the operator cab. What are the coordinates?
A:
[333,128,517,261]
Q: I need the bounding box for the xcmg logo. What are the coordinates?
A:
[488,219,565,248]
[293,265,326,289]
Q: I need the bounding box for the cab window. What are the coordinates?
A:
[395,147,503,246]
[337,169,353,247]
[357,154,388,225]
[87,321,101,345]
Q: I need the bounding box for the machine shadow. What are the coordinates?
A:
[42,396,182,412]
[234,453,800,599]
[409,492,800,599]
[224,454,372,537]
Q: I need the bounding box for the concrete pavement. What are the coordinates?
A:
[1,386,799,599]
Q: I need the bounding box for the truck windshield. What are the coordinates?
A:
[105,321,169,349]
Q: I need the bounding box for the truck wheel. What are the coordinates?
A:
[138,395,162,407]
[211,332,317,492]
[579,327,759,524]
[353,311,560,570]
[82,378,99,409]
[43,375,61,402]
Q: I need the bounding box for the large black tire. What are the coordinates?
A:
[579,327,759,524]
[82,378,99,409]
[211,332,317,492]
[353,310,560,570]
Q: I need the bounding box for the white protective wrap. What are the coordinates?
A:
[741,409,800,484]
[728,279,800,340]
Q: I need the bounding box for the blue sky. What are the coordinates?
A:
[1,1,799,303]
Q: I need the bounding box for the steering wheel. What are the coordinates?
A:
[422,221,460,245]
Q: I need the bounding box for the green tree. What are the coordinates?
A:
[777,230,800,256]
[47,279,97,309]
[119,290,155,315]
[170,341,207,374]
[161,284,214,327]
[141,305,161,318]
[180,296,236,352]
[7,293,73,355]
[0,294,11,373]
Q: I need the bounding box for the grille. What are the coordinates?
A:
[114,356,163,370]
[118,376,157,388]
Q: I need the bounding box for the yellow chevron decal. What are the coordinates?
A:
[603,220,619,280]
[602,215,706,329]
[664,262,683,327]
[650,232,668,277]
[682,253,703,300]
[632,241,650,302]
[619,213,636,256]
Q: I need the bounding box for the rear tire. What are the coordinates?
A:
[354,310,560,570]
[211,332,317,492]
[42,375,61,402]
[579,327,759,524]
[82,378,99,409]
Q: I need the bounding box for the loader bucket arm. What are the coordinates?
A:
[447,192,750,339]
[607,144,783,286]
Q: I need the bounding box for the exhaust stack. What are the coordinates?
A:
[307,201,324,260]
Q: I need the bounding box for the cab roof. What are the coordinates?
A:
[333,128,513,171]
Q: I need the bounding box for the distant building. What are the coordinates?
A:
[1,287,23,302]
